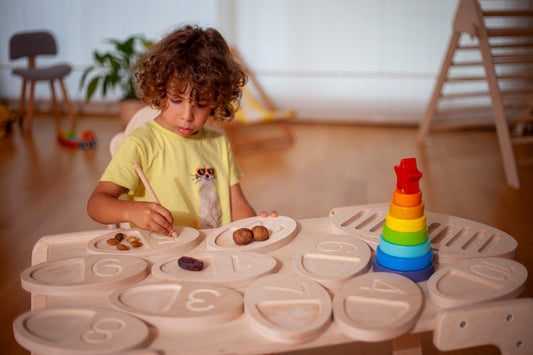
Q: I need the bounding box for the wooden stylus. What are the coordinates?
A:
[134,163,179,240]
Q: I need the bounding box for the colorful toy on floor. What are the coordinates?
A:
[57,129,97,149]
[373,157,434,282]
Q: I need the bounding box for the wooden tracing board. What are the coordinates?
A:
[13,307,151,355]
[14,212,530,355]
[205,215,298,253]
[329,204,518,263]
[87,227,201,262]
[152,251,278,288]
[21,255,150,296]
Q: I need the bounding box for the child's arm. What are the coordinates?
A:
[229,183,257,221]
[87,181,175,236]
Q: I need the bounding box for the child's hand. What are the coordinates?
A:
[129,201,175,236]
[260,211,278,218]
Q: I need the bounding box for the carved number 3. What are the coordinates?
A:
[81,318,126,344]
[186,289,220,312]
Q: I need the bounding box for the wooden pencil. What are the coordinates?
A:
[134,162,179,239]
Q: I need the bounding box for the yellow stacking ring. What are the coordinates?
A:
[386,212,426,233]
[389,201,425,219]
[392,188,421,207]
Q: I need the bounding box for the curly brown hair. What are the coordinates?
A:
[135,25,247,121]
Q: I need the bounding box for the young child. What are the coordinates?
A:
[87,24,272,236]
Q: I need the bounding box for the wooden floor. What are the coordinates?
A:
[1,114,531,354]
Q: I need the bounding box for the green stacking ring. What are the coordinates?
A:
[382,224,428,246]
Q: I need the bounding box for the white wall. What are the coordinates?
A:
[0,0,465,123]
[0,0,218,103]
[232,0,459,123]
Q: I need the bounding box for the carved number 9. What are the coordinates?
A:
[317,241,357,255]
[92,258,122,277]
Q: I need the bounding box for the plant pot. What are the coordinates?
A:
[119,99,146,129]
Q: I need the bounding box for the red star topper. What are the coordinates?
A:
[394,158,423,194]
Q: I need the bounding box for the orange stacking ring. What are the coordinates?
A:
[389,201,425,219]
[392,188,422,207]
[386,212,426,233]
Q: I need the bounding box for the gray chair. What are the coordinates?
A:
[9,30,75,133]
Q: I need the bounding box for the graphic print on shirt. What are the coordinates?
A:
[194,167,221,229]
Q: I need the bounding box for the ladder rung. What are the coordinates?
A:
[493,53,533,59]
[451,61,483,67]
[487,27,533,37]
[441,90,533,100]
[437,103,528,115]
[437,106,493,115]
[503,90,533,101]
[452,59,533,66]
[512,135,533,145]
[458,42,533,50]
[447,73,533,81]
[441,91,490,99]
[431,119,495,131]
[483,10,533,17]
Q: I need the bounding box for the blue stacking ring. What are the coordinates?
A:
[375,246,433,271]
[379,234,431,258]
[372,258,434,283]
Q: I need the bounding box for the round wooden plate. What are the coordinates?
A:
[292,234,371,289]
[206,215,297,253]
[329,205,518,263]
[244,273,332,344]
[20,255,149,296]
[108,282,243,328]
[13,307,150,355]
[332,272,423,341]
[87,227,201,260]
[426,257,528,308]
[151,251,278,289]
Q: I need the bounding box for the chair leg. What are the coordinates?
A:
[49,79,61,128]
[58,79,76,131]
[26,81,35,133]
[18,79,27,128]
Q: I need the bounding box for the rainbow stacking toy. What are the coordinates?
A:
[373,158,434,282]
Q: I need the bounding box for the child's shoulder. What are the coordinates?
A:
[203,127,231,144]
[203,126,225,138]
[128,119,158,136]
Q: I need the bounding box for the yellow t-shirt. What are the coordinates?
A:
[100,120,242,229]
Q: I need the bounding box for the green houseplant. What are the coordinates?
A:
[80,34,153,126]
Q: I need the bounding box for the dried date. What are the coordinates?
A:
[178,256,204,271]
